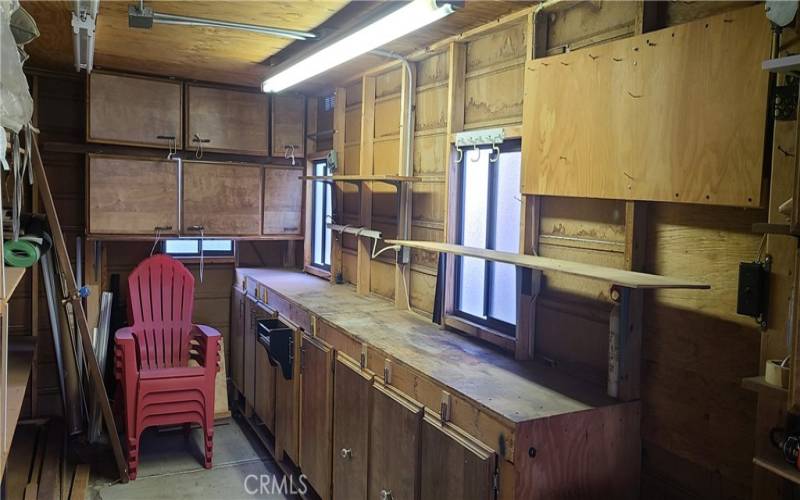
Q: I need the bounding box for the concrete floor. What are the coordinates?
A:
[89,418,292,500]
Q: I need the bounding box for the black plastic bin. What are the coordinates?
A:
[257,318,294,380]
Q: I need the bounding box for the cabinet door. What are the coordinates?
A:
[88,155,178,235]
[271,93,305,157]
[230,287,245,393]
[186,85,269,155]
[243,298,257,404]
[263,167,303,236]
[88,72,182,149]
[300,335,334,500]
[420,415,495,500]
[332,356,373,500]
[275,325,301,463]
[368,384,423,500]
[182,162,263,236]
[254,337,276,432]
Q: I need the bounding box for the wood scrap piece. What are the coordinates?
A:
[24,424,47,500]
[37,420,62,500]
[68,465,90,500]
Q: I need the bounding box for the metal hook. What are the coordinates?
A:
[489,143,500,163]
[470,144,481,163]
[455,146,463,163]
[285,144,297,166]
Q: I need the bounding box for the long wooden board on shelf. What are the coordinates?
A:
[386,240,710,290]
[3,338,35,462]
[521,5,770,207]
[300,175,421,184]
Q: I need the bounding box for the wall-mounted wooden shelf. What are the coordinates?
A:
[754,452,800,486]
[300,175,421,186]
[386,240,710,290]
[763,54,800,74]
[742,375,788,399]
[751,223,795,236]
[3,267,26,304]
[2,337,36,466]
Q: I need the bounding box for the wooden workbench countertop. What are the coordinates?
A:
[236,267,621,425]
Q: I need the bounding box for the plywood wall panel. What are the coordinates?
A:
[373,139,400,176]
[413,133,448,176]
[464,65,524,128]
[522,5,770,207]
[417,52,449,87]
[345,108,362,145]
[411,182,446,224]
[545,1,637,54]
[410,270,437,314]
[415,85,448,131]
[375,69,403,98]
[374,98,401,138]
[465,22,527,72]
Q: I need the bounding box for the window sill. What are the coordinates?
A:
[304,265,331,281]
[443,314,515,353]
[170,256,236,265]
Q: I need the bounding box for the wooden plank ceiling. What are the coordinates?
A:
[21,0,535,91]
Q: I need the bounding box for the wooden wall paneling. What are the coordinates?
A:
[356,76,376,295]
[299,334,334,500]
[87,71,183,149]
[87,155,178,236]
[419,414,496,500]
[271,93,306,158]
[185,84,269,155]
[306,95,318,157]
[368,383,423,500]
[332,355,373,500]
[182,161,263,236]
[330,87,347,284]
[442,42,467,320]
[262,166,303,236]
[522,5,770,207]
[543,0,638,56]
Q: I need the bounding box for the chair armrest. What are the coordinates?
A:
[191,324,221,375]
[114,327,138,380]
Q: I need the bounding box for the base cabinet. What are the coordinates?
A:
[299,335,334,500]
[368,383,424,500]
[332,356,373,500]
[254,333,277,433]
[420,415,496,500]
[230,287,244,393]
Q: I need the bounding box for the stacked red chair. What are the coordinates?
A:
[114,255,220,479]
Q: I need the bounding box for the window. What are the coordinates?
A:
[454,141,521,337]
[310,159,333,270]
[163,239,234,258]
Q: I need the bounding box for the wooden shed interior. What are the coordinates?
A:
[0,0,797,499]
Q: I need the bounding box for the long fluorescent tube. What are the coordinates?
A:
[262,0,455,93]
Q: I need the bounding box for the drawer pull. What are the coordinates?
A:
[154,225,172,231]
[283,226,299,232]
[187,225,205,232]
[340,448,352,460]
[380,489,393,500]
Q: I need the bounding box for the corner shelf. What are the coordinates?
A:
[386,240,709,290]
[741,375,787,399]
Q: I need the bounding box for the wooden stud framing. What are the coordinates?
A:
[395,63,416,309]
[357,77,376,295]
[331,87,347,284]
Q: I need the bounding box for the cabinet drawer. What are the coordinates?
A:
[186,85,269,155]
[88,72,182,149]
[87,155,178,235]
[263,167,303,236]
[271,93,305,157]
[182,161,263,236]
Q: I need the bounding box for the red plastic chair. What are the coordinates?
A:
[114,255,220,479]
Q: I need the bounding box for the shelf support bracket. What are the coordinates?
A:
[607,285,643,400]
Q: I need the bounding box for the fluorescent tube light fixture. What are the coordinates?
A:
[262,0,456,93]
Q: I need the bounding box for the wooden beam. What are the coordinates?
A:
[330,87,347,284]
[357,76,376,295]
[31,139,129,482]
[516,196,541,361]
[395,62,416,309]
[442,42,466,322]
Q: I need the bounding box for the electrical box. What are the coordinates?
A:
[736,259,770,328]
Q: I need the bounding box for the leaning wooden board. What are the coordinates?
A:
[521,5,770,207]
[236,268,640,498]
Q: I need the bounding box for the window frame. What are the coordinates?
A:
[449,139,522,345]
[161,239,235,259]
[304,152,333,278]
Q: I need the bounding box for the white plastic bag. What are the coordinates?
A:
[1,0,33,133]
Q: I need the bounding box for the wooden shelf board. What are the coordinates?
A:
[386,240,710,290]
[751,223,795,236]
[754,452,800,485]
[299,175,422,184]
[741,375,788,398]
[4,267,27,303]
[763,54,800,74]
[4,337,36,458]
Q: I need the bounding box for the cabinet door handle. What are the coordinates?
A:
[340,448,352,460]
[283,226,299,232]
[154,225,173,231]
[187,225,205,232]
[156,135,176,141]
[380,489,393,500]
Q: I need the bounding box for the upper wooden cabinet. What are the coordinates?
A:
[271,93,305,158]
[87,155,178,235]
[263,166,303,236]
[186,84,269,155]
[88,72,182,149]
[182,161,263,236]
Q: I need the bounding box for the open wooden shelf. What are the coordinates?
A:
[299,175,422,185]
[752,223,795,236]
[386,240,710,290]
[754,452,800,485]
[763,54,800,74]
[742,375,788,399]
[3,267,26,304]
[4,337,36,458]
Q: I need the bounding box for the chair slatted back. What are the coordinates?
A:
[127,255,195,370]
